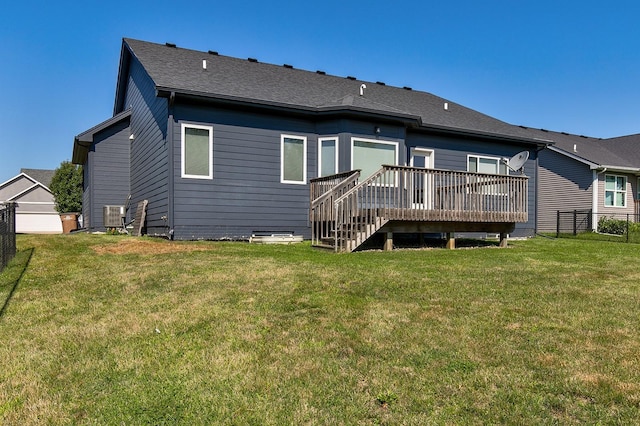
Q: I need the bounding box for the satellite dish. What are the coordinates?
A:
[506,151,529,173]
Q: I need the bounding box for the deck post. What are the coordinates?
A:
[384,232,394,251]
[499,232,508,248]
[446,232,455,250]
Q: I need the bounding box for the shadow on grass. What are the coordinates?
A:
[0,247,34,319]
[358,234,502,251]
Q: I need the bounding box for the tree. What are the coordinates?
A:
[50,161,83,213]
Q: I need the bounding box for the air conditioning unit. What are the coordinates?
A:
[103,205,125,228]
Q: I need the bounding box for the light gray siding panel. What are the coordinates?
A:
[537,149,593,232]
[12,186,53,203]
[124,58,169,235]
[0,176,35,200]
[596,173,637,217]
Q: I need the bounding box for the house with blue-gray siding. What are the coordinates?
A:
[73,38,550,247]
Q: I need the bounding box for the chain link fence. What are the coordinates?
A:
[556,209,640,243]
[1,203,17,272]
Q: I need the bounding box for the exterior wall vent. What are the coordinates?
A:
[103,205,125,228]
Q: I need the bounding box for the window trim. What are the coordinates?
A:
[410,147,435,168]
[181,123,213,180]
[318,137,339,177]
[280,134,307,185]
[604,174,627,208]
[350,137,399,179]
[466,154,509,175]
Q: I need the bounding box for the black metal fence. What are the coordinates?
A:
[556,209,640,243]
[556,210,592,236]
[1,203,17,271]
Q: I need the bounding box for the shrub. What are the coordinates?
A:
[50,161,83,213]
[597,216,627,235]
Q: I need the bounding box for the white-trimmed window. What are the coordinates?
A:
[181,123,213,179]
[467,154,508,194]
[605,174,627,207]
[281,135,307,184]
[467,155,508,175]
[351,138,398,180]
[318,137,339,177]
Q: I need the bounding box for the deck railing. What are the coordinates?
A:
[312,166,529,251]
[310,170,360,247]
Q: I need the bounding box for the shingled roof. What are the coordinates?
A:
[118,38,547,146]
[519,127,640,171]
[20,169,55,187]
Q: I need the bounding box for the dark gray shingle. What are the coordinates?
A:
[123,38,540,142]
[20,169,55,187]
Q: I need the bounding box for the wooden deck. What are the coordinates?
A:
[310,165,529,252]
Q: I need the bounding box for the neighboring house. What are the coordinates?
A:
[526,128,640,232]
[73,38,551,248]
[0,169,63,234]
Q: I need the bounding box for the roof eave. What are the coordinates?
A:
[159,88,422,125]
[72,109,132,165]
[419,123,552,148]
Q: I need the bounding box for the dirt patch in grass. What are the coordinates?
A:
[91,239,212,255]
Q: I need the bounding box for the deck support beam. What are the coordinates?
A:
[384,232,394,251]
[446,232,455,250]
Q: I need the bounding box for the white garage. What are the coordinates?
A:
[0,170,63,234]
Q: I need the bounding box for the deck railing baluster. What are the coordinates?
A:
[313,166,528,251]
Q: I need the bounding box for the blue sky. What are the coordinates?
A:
[1,0,639,184]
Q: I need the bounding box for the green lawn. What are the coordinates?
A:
[1,234,639,424]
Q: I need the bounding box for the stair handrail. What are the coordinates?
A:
[333,166,396,251]
[310,170,361,207]
[310,170,360,247]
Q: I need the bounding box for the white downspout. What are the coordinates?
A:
[592,168,607,231]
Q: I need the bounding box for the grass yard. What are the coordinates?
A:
[1,234,639,424]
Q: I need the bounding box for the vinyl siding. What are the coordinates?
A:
[83,154,92,228]
[597,173,637,217]
[85,118,131,230]
[0,176,35,200]
[537,149,593,232]
[124,58,169,236]
[171,104,317,240]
